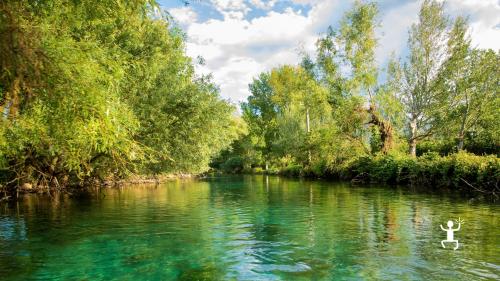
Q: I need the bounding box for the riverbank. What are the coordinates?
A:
[220,152,499,199]
[2,152,498,200]
[0,173,197,201]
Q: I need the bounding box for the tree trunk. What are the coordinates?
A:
[409,118,418,157]
[457,116,466,151]
[368,105,393,154]
[457,95,469,151]
[305,108,310,133]
[457,134,464,151]
[409,138,417,157]
[306,107,311,163]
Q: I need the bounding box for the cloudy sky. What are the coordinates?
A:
[159,0,500,103]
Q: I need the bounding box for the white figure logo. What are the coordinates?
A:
[440,218,462,250]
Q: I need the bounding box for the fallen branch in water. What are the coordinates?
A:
[460,177,498,199]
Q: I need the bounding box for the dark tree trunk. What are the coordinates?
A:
[368,105,394,155]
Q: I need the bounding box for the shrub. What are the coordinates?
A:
[345,151,499,194]
[252,167,264,174]
[220,157,245,173]
[280,164,303,177]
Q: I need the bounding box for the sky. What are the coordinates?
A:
[159,0,500,103]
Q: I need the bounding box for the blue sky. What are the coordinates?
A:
[159,0,500,103]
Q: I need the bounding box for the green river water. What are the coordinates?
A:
[0,175,499,280]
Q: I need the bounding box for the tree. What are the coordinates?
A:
[269,65,330,164]
[391,0,450,157]
[0,0,239,189]
[0,0,48,119]
[241,72,278,170]
[316,0,394,154]
[436,17,499,151]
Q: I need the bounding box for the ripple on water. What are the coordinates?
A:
[0,176,499,281]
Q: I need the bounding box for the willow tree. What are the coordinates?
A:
[0,0,147,187]
[0,0,239,190]
[116,15,239,174]
[0,0,46,119]
[316,0,394,154]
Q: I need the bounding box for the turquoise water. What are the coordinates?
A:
[1,176,499,280]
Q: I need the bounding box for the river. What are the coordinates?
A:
[1,175,499,280]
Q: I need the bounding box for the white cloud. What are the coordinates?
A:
[210,56,263,101]
[184,2,341,102]
[291,0,320,5]
[173,0,500,103]
[250,0,277,10]
[445,0,500,50]
[212,0,248,11]
[168,7,198,25]
[211,0,251,20]
[376,1,420,65]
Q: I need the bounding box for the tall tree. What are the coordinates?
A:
[392,0,450,156]
[436,17,499,151]
[317,0,394,154]
[242,72,277,170]
[269,65,330,164]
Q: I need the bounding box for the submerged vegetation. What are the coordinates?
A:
[212,0,499,196]
[0,0,241,192]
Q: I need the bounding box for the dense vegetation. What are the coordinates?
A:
[0,0,241,191]
[1,0,498,197]
[212,0,499,195]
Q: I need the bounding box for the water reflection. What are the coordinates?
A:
[0,175,499,280]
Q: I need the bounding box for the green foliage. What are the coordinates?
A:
[214,0,498,196]
[347,152,499,192]
[280,164,303,177]
[0,0,239,189]
[241,72,277,165]
[338,0,379,92]
[389,0,451,156]
[219,156,245,173]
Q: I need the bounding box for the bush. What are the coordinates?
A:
[220,156,245,173]
[280,164,303,177]
[417,137,500,157]
[346,151,499,194]
[301,160,328,177]
[252,167,264,174]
